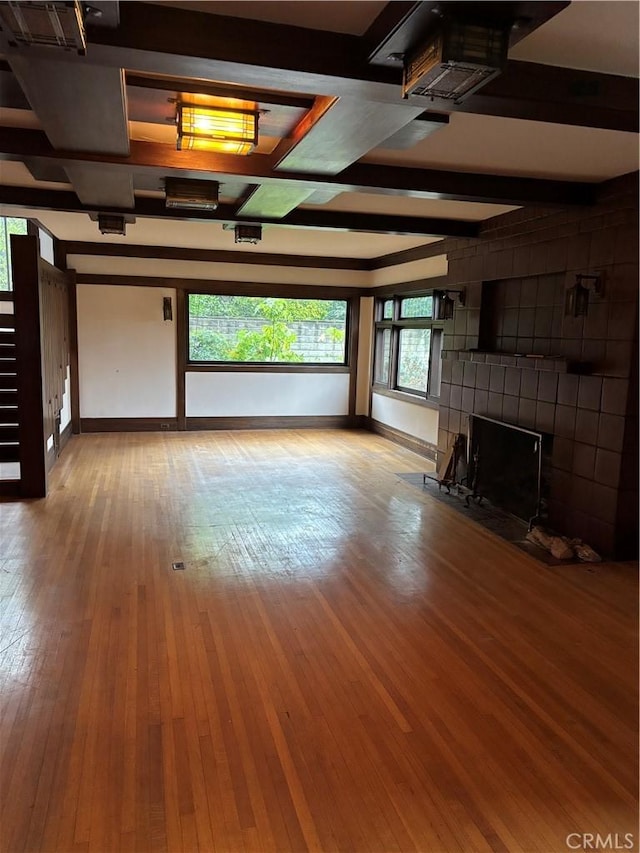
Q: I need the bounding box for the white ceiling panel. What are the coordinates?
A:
[367,113,639,181]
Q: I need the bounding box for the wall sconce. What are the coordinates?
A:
[163,297,173,321]
[434,289,466,320]
[564,273,604,317]
[176,103,259,155]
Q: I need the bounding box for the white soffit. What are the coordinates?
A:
[367,113,640,181]
[510,1,640,78]
[0,207,435,259]
[0,160,73,191]
[308,192,518,221]
[0,108,42,129]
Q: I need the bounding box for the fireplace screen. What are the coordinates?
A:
[467,414,551,525]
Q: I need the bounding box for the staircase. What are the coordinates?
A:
[0,294,20,495]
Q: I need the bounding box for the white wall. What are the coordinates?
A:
[186,372,349,417]
[77,285,177,418]
[38,228,55,266]
[371,392,439,446]
[72,264,445,435]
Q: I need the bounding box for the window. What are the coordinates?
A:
[188,294,348,364]
[0,217,28,291]
[373,292,443,401]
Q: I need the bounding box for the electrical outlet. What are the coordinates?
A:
[160,423,171,430]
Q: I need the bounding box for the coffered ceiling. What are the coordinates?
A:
[0,0,637,262]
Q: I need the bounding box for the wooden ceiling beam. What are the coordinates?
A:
[0,185,480,238]
[0,128,596,207]
[1,5,636,132]
[8,56,134,207]
[458,61,639,133]
[39,3,630,132]
[60,241,371,271]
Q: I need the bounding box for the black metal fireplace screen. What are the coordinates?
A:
[467,414,551,527]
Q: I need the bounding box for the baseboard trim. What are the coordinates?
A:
[0,479,20,497]
[79,415,362,433]
[187,415,358,431]
[59,421,73,450]
[81,418,179,433]
[366,418,438,461]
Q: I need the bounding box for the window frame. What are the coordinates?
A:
[372,291,444,403]
[185,289,352,371]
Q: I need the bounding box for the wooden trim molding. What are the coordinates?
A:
[187,415,359,431]
[68,272,80,434]
[176,289,186,430]
[185,363,350,374]
[76,274,364,299]
[347,294,360,417]
[59,420,73,452]
[81,418,179,432]
[12,234,47,498]
[366,417,438,462]
[0,480,20,497]
[62,241,369,271]
[80,416,360,432]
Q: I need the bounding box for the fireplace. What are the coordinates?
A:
[467,414,552,527]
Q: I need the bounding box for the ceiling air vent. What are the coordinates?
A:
[403,19,509,104]
[165,178,219,211]
[0,1,87,54]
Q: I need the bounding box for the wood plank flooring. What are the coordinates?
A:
[1,429,637,853]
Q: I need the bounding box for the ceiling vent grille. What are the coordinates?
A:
[0,1,86,53]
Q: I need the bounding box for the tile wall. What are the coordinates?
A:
[436,175,638,557]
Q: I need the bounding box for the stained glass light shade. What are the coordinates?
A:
[177,104,258,155]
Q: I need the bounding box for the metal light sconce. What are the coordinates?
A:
[434,288,466,320]
[163,297,173,321]
[176,103,259,155]
[564,273,604,317]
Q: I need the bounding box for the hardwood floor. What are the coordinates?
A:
[1,430,637,853]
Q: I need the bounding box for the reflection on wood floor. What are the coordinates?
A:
[1,430,637,852]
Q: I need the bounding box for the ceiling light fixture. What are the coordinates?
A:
[403,18,510,103]
[176,103,259,155]
[97,213,127,236]
[233,224,262,245]
[0,0,87,53]
[165,177,219,210]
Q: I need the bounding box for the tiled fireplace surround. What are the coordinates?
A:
[435,174,638,558]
